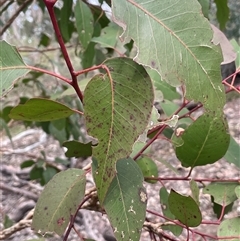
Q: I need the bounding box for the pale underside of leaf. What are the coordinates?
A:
[112,0,225,112]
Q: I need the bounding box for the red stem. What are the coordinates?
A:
[43,0,83,102]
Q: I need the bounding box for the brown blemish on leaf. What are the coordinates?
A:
[57,217,65,226]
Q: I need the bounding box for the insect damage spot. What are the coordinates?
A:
[57,217,65,226]
[139,188,147,203]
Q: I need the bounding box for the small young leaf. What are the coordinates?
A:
[103,158,147,241]
[203,182,238,205]
[0,40,30,97]
[21,160,35,169]
[9,98,76,122]
[74,0,94,50]
[63,140,92,158]
[32,168,86,236]
[217,217,240,241]
[224,136,240,168]
[136,157,158,184]
[168,189,202,227]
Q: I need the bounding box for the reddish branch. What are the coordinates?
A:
[43,0,83,101]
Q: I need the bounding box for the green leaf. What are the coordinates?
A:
[214,0,229,30]
[203,182,239,205]
[197,0,210,18]
[92,22,124,50]
[147,68,180,101]
[32,168,86,236]
[0,40,30,97]
[168,189,202,227]
[130,141,151,159]
[112,0,225,114]
[0,118,12,145]
[173,113,230,167]
[3,215,14,228]
[49,119,67,144]
[84,57,154,203]
[136,157,158,184]
[230,39,240,68]
[235,186,240,198]
[21,160,35,169]
[224,136,240,168]
[102,158,147,241]
[212,198,234,219]
[190,180,200,206]
[9,98,76,122]
[63,140,92,158]
[74,0,94,50]
[217,217,240,241]
[38,33,51,47]
[43,166,58,184]
[159,187,183,236]
[60,0,73,42]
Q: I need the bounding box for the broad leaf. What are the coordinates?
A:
[32,168,86,236]
[173,113,230,167]
[74,0,94,50]
[159,187,183,236]
[9,98,76,122]
[203,182,239,205]
[112,0,225,113]
[63,140,92,158]
[84,57,154,203]
[168,189,202,227]
[0,40,30,97]
[224,136,240,168]
[102,158,147,241]
[217,217,240,241]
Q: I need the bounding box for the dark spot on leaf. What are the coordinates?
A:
[44,206,48,210]
[57,217,65,226]
[151,61,156,67]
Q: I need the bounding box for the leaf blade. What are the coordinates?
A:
[32,168,86,236]
[84,57,154,203]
